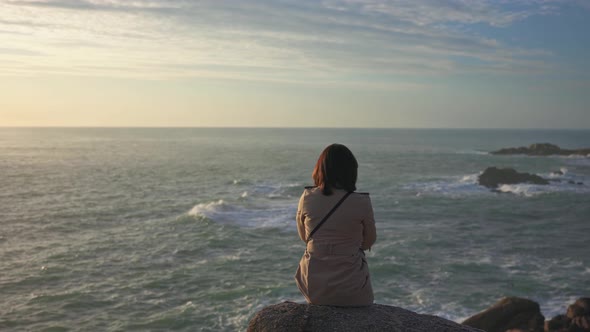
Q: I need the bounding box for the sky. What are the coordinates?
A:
[0,0,589,128]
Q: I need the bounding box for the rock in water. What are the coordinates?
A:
[478,167,549,189]
[527,143,563,155]
[247,302,483,332]
[462,297,545,332]
[490,143,590,156]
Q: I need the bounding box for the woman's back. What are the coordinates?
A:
[295,186,376,306]
[296,187,375,250]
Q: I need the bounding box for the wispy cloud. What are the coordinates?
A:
[0,0,586,86]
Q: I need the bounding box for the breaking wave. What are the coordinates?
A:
[405,169,589,197]
[185,181,301,228]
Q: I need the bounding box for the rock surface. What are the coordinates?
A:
[491,143,590,156]
[478,167,549,189]
[546,298,590,332]
[247,302,483,332]
[462,297,545,332]
[545,314,571,332]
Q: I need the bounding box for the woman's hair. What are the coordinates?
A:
[312,143,358,195]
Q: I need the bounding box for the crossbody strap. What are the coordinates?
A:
[306,192,352,243]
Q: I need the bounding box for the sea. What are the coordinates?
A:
[1,128,589,331]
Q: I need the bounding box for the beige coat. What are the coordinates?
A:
[295,187,376,306]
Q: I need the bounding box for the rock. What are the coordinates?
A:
[545,314,570,332]
[567,298,590,331]
[544,298,590,332]
[568,298,590,319]
[571,316,590,331]
[461,297,545,332]
[247,302,483,332]
[552,170,564,176]
[478,167,549,189]
[490,143,590,156]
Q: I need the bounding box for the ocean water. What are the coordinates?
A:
[1,128,589,331]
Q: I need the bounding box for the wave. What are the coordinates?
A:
[405,170,589,197]
[547,167,568,178]
[496,184,543,197]
[497,181,589,197]
[250,182,302,198]
[560,156,590,166]
[185,180,302,228]
[187,198,296,228]
[402,173,489,197]
[455,150,489,155]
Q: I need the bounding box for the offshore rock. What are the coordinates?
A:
[247,302,483,332]
[490,143,590,156]
[462,297,545,332]
[478,167,549,189]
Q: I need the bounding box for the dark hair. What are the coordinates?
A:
[312,144,358,195]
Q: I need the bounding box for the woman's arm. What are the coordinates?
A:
[360,196,376,250]
[296,192,307,242]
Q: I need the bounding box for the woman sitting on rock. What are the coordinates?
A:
[295,143,376,306]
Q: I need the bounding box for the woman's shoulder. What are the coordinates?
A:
[303,186,318,194]
[302,186,370,196]
[301,186,319,199]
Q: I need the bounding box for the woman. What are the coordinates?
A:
[295,143,376,306]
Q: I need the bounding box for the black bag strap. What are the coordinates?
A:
[306,192,352,243]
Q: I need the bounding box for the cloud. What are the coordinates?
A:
[0,47,45,56]
[0,0,586,85]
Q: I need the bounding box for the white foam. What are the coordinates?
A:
[455,150,489,155]
[251,182,301,198]
[186,199,296,229]
[406,170,589,197]
[411,289,427,306]
[558,155,590,166]
[460,174,479,183]
[475,256,492,265]
[188,200,226,216]
[403,173,489,197]
[497,184,539,197]
[498,177,589,196]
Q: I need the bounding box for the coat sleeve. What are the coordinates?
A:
[360,195,376,250]
[296,191,307,242]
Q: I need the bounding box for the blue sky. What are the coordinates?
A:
[0,0,589,128]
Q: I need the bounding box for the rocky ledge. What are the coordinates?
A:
[247,302,482,332]
[462,297,590,332]
[248,297,590,332]
[490,143,590,156]
[462,297,545,332]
